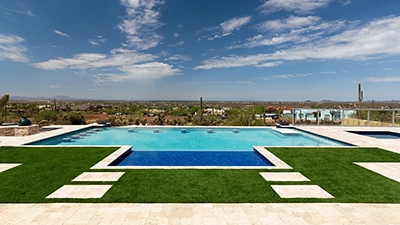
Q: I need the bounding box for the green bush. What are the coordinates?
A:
[34,110,58,123]
[68,112,86,125]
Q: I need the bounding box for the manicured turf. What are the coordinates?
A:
[1,146,400,203]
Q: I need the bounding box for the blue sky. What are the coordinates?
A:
[1,0,400,101]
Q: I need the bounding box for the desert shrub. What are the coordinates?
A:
[68,112,86,125]
[108,115,129,126]
[34,110,58,123]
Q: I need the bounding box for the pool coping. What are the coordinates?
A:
[90,146,293,170]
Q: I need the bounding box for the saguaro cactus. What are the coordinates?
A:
[358,83,363,107]
[0,93,10,119]
[0,94,9,111]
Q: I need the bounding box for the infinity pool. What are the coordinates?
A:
[28,127,348,150]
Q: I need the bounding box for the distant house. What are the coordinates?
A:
[70,105,98,112]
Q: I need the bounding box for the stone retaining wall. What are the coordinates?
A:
[0,125,39,136]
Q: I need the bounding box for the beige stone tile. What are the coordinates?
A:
[0,163,21,173]
[46,185,113,199]
[260,172,310,182]
[72,172,125,182]
[355,163,400,183]
[271,185,334,198]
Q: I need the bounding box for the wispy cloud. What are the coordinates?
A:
[367,76,400,82]
[0,6,39,17]
[228,16,351,49]
[196,16,400,70]
[381,68,394,71]
[320,71,336,74]
[54,29,70,38]
[258,0,331,14]
[49,84,59,89]
[264,74,295,80]
[165,54,191,61]
[0,33,29,62]
[31,47,180,80]
[263,73,309,80]
[208,16,251,40]
[97,62,179,81]
[118,0,164,50]
[256,61,284,67]
[88,36,107,46]
[257,15,321,32]
[168,41,184,47]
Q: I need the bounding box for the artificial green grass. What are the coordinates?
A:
[0,146,117,203]
[1,146,400,203]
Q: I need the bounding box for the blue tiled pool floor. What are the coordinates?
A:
[114,150,274,166]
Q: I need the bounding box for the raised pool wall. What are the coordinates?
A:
[0,125,39,136]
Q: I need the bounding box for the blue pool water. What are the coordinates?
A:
[29,127,348,149]
[114,151,274,166]
[348,131,400,139]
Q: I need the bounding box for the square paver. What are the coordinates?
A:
[46,185,112,199]
[72,172,125,182]
[271,185,334,198]
[260,172,310,182]
[355,163,400,183]
[0,164,21,173]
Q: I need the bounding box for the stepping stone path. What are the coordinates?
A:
[47,172,124,199]
[260,171,334,199]
[355,163,400,183]
[0,164,21,173]
[271,185,334,198]
[260,172,310,182]
[72,172,125,182]
[46,185,113,199]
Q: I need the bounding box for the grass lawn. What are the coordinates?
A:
[1,146,400,203]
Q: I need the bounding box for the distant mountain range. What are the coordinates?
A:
[10,95,76,101]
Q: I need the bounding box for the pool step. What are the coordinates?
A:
[273,128,300,135]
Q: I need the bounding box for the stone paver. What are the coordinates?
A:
[72,172,125,182]
[0,163,21,173]
[46,185,113,199]
[260,172,310,182]
[1,203,400,225]
[271,185,334,198]
[355,162,400,183]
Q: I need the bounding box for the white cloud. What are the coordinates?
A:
[229,17,350,49]
[0,6,39,17]
[31,47,179,81]
[207,16,251,40]
[0,33,28,62]
[196,16,400,70]
[257,15,321,32]
[31,48,156,70]
[256,61,284,67]
[118,0,164,50]
[258,0,331,14]
[54,29,70,38]
[165,54,191,61]
[98,62,179,81]
[381,68,394,71]
[367,76,400,82]
[88,38,106,46]
[174,33,179,37]
[263,73,310,80]
[168,41,184,47]
[320,71,336,74]
[221,16,252,33]
[49,84,59,89]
